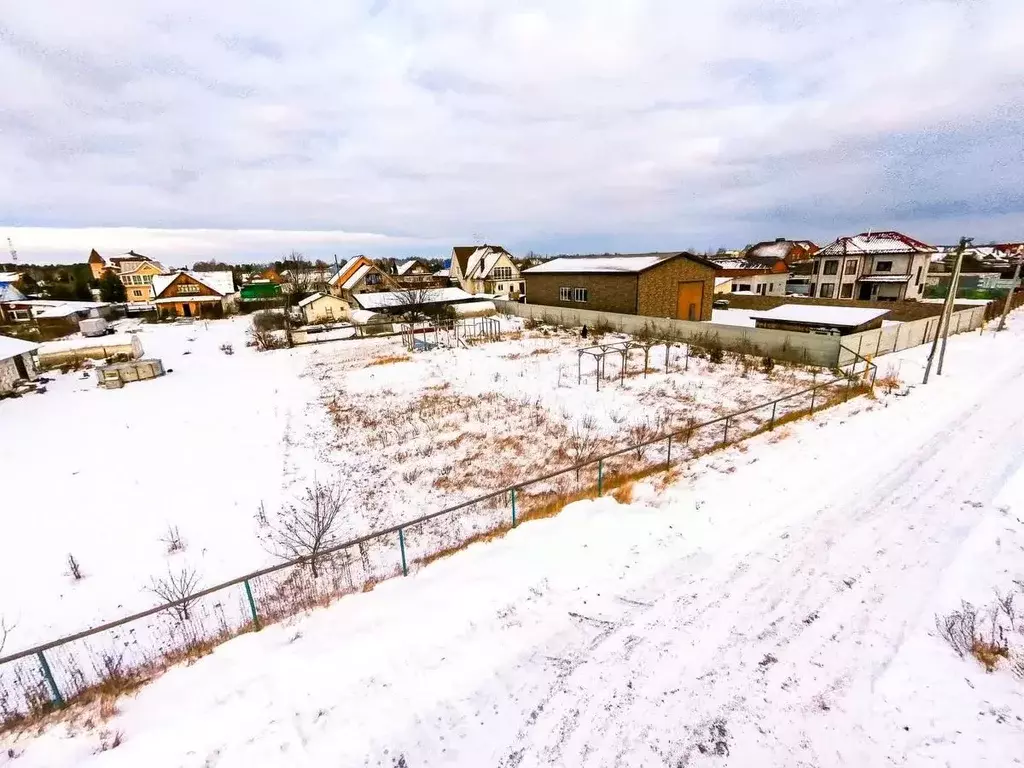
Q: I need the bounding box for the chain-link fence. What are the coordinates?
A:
[0,352,876,725]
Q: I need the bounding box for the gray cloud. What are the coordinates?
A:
[1,0,1023,263]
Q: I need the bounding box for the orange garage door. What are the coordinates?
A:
[676,281,705,321]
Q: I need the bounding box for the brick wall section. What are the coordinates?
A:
[637,257,715,320]
[525,256,716,320]
[525,273,640,315]
[724,294,987,322]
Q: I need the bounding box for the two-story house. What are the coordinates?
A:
[809,232,935,302]
[151,271,236,318]
[89,250,168,304]
[327,256,398,305]
[449,245,525,299]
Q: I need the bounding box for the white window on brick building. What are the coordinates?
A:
[559,286,572,301]
[573,287,588,303]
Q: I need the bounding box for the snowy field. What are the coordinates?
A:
[5,311,1023,766]
[0,315,821,657]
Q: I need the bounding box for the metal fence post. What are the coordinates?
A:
[810,386,817,414]
[769,401,777,429]
[243,579,261,630]
[666,434,672,471]
[37,650,64,708]
[597,460,603,496]
[398,529,408,576]
[722,416,729,446]
[845,375,852,400]
[511,487,517,527]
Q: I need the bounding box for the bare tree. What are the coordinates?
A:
[0,617,15,655]
[149,566,202,622]
[265,478,348,577]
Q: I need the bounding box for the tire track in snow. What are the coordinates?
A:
[500,356,1024,766]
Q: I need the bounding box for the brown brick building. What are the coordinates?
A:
[523,252,717,321]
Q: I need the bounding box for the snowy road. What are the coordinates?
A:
[8,317,1024,766]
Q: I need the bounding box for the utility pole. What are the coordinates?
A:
[924,236,969,383]
[996,247,1023,332]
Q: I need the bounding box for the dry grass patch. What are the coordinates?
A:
[366,356,409,368]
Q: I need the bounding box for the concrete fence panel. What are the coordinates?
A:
[497,301,842,367]
[837,306,987,366]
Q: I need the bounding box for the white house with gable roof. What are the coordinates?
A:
[809,232,935,302]
[449,245,525,299]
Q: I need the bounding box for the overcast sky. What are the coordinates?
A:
[2,0,1022,266]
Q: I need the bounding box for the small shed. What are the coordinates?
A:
[298,292,351,325]
[748,304,890,335]
[0,335,39,394]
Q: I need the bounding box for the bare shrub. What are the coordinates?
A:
[935,600,1010,671]
[161,524,186,554]
[148,566,202,622]
[875,373,903,395]
[254,501,269,528]
[567,415,600,480]
[252,310,287,332]
[591,317,614,338]
[264,478,348,578]
[627,419,656,461]
[249,325,287,351]
[96,729,124,753]
[67,553,83,581]
[761,356,775,375]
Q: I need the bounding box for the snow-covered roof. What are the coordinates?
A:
[152,271,234,298]
[342,264,372,290]
[350,309,385,324]
[749,304,890,328]
[38,333,139,354]
[0,334,38,360]
[0,283,26,302]
[353,287,478,310]
[329,257,365,286]
[8,299,109,318]
[0,272,21,284]
[396,260,425,276]
[817,232,935,256]
[524,253,709,274]
[434,268,450,278]
[297,292,325,308]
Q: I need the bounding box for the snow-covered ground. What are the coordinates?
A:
[4,313,1023,766]
[0,317,817,654]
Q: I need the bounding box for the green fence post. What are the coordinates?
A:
[597,460,603,496]
[511,487,517,527]
[37,650,64,708]
[399,528,408,576]
[666,434,672,471]
[770,401,777,430]
[722,416,729,446]
[243,578,261,630]
[810,386,817,414]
